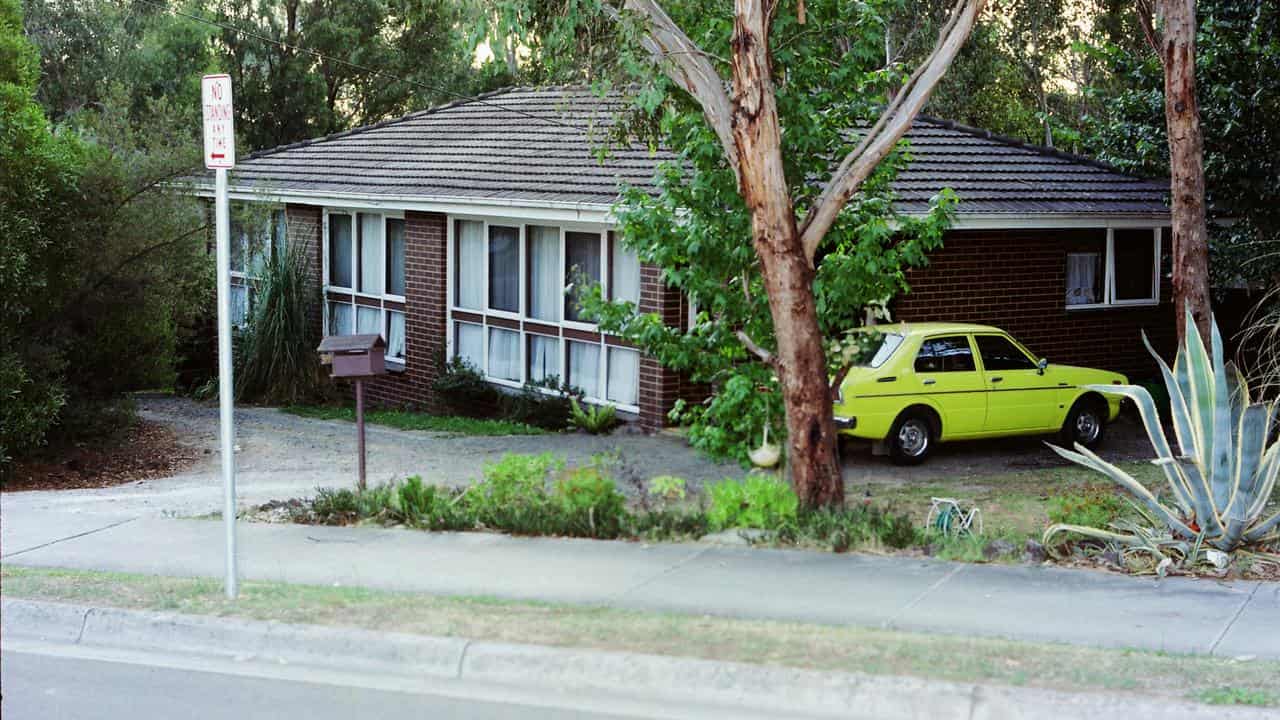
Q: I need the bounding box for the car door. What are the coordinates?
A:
[974,334,1057,432]
[910,334,986,437]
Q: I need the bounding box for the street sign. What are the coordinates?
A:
[203,72,239,599]
[202,74,235,169]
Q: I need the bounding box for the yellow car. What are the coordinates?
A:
[833,323,1126,465]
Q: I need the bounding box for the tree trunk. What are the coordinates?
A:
[730,0,843,507]
[1158,0,1212,345]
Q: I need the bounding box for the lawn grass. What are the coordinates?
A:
[282,404,545,436]
[4,564,1277,706]
[866,460,1165,539]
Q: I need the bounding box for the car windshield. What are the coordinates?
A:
[856,333,904,368]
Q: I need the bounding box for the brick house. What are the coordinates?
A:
[202,86,1172,430]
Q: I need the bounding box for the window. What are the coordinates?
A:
[914,336,976,373]
[322,210,406,365]
[975,335,1036,371]
[610,234,640,305]
[488,225,520,313]
[527,226,560,322]
[454,322,483,370]
[386,219,405,297]
[567,341,601,397]
[528,334,560,384]
[1066,228,1161,309]
[859,333,904,369]
[565,231,601,322]
[329,214,353,288]
[606,347,639,406]
[455,220,485,310]
[446,218,640,409]
[231,285,250,326]
[487,327,520,381]
[228,207,287,327]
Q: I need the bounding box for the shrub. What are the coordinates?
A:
[647,475,687,503]
[569,398,617,434]
[1047,485,1127,529]
[777,505,919,552]
[395,476,470,530]
[630,508,710,541]
[552,465,628,538]
[465,452,562,534]
[432,357,499,417]
[311,487,359,524]
[234,220,323,404]
[500,377,577,430]
[707,476,799,530]
[670,370,786,466]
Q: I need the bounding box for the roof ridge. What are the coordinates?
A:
[912,114,1147,178]
[242,86,522,161]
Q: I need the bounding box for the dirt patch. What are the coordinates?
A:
[4,420,201,492]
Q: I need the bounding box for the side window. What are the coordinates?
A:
[914,336,976,373]
[976,335,1036,371]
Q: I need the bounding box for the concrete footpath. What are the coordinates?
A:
[2,510,1278,659]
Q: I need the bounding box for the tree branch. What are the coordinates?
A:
[829,362,853,395]
[797,0,986,264]
[1136,0,1161,58]
[736,329,775,365]
[606,0,740,172]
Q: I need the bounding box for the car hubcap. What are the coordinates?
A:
[1075,411,1100,443]
[898,420,929,456]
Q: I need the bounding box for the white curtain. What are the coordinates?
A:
[607,347,639,406]
[1066,252,1100,305]
[387,311,406,360]
[455,322,483,370]
[528,225,560,321]
[611,236,640,305]
[356,306,381,335]
[329,302,353,335]
[528,334,560,384]
[488,327,520,381]
[568,341,601,397]
[455,220,484,309]
[272,209,288,260]
[359,213,383,295]
[329,214,353,288]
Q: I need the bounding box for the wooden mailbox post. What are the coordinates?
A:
[317,334,387,491]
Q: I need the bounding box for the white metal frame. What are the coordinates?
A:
[444,213,641,413]
[321,207,408,366]
[1065,227,1162,311]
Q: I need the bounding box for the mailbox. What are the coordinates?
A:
[317,334,387,378]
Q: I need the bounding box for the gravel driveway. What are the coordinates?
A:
[0,396,1155,520]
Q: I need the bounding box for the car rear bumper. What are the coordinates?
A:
[834,415,857,431]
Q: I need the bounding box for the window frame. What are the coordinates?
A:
[1065,227,1162,311]
[973,333,1038,372]
[913,334,979,374]
[321,207,408,367]
[444,214,640,413]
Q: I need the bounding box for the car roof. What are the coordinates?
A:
[871,322,1005,336]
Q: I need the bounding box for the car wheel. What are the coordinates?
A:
[889,410,935,465]
[1062,398,1107,449]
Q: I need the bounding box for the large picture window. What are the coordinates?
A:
[1065,228,1162,309]
[447,218,643,411]
[323,209,407,365]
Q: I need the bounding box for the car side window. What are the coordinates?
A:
[914,336,976,373]
[976,335,1036,371]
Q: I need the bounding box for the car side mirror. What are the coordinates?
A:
[1037,357,1049,375]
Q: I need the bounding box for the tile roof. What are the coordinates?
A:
[211,85,1168,217]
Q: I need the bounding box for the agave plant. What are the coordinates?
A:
[1045,311,1280,559]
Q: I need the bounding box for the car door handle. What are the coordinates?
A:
[877,376,897,383]
[990,377,1003,383]
[922,379,936,386]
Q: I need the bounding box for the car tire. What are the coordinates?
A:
[888,410,935,465]
[1061,397,1107,449]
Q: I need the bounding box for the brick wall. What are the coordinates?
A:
[285,204,323,336]
[893,229,1176,379]
[362,211,448,410]
[637,264,684,430]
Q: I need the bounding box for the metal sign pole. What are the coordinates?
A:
[356,379,366,492]
[214,166,239,599]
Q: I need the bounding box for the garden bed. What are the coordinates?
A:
[4,420,200,492]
